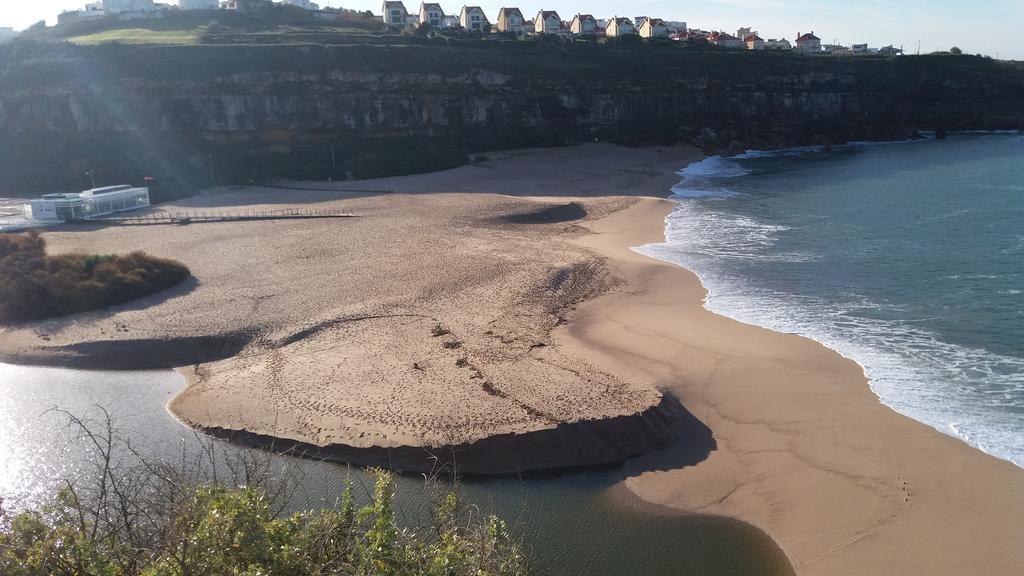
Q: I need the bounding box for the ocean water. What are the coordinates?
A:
[638,133,1024,467]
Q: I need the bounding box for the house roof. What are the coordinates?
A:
[744,34,762,42]
[573,13,596,23]
[644,18,666,27]
[383,1,406,9]
[610,17,633,25]
[461,5,485,15]
[538,10,559,20]
[797,32,820,41]
[421,3,443,11]
[498,7,523,20]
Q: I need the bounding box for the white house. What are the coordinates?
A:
[745,34,765,50]
[0,27,19,44]
[796,31,822,53]
[102,0,155,13]
[605,17,635,37]
[30,186,150,222]
[569,14,597,35]
[459,6,488,32]
[179,0,218,9]
[765,38,792,50]
[381,1,410,28]
[534,10,561,35]
[851,43,869,55]
[419,2,445,27]
[496,7,525,33]
[638,18,668,38]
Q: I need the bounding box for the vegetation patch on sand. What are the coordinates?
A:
[0,230,190,324]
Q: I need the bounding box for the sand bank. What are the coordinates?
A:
[562,198,1024,575]
[0,144,699,473]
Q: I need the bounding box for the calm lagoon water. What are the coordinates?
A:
[639,133,1024,467]
[0,363,793,576]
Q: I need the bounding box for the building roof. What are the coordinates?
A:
[610,17,633,25]
[645,18,666,27]
[498,7,523,19]
[462,5,484,12]
[797,32,820,41]
[421,3,443,11]
[745,34,763,42]
[573,13,596,22]
[539,10,559,20]
[383,1,406,8]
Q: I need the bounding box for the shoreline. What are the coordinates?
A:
[663,134,1024,472]
[562,197,1024,575]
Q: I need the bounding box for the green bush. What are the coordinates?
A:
[0,409,530,576]
[0,470,527,576]
[0,230,190,324]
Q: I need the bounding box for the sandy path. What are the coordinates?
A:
[561,198,1024,575]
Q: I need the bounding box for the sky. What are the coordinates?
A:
[2,0,1020,60]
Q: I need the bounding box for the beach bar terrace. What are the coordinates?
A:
[30,185,150,221]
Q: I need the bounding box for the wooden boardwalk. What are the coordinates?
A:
[88,208,358,226]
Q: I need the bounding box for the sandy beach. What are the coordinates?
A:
[1,143,1021,573]
[562,198,1024,575]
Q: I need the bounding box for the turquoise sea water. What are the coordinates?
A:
[639,133,1024,467]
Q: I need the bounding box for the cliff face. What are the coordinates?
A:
[1,42,1022,193]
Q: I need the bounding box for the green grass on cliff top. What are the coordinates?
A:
[68,27,205,45]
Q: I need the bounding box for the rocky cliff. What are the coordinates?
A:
[1,41,1022,194]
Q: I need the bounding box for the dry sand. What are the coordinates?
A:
[562,198,1024,575]
[2,143,1021,573]
[0,145,695,472]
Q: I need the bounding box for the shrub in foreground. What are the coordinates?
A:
[0,474,527,576]
[0,230,190,323]
[0,410,530,576]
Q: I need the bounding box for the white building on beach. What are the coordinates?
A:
[30,185,150,221]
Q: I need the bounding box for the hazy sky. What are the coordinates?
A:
[3,0,1020,59]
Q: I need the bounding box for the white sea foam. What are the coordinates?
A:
[637,158,1024,468]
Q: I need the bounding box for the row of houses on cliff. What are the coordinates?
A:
[382,3,687,39]
[378,3,881,53]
